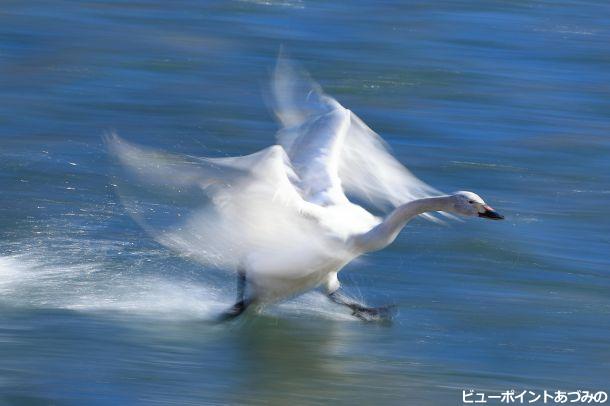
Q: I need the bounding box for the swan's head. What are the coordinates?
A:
[451,191,504,220]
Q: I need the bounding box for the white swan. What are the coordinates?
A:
[107,56,503,321]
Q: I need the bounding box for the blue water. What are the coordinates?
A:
[1,1,609,404]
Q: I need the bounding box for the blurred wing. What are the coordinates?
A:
[271,56,447,219]
[275,108,351,205]
[340,111,444,215]
[272,56,350,205]
[106,134,342,275]
[105,132,248,191]
[271,52,341,128]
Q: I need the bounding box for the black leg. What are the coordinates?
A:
[328,291,394,322]
[218,299,250,321]
[219,268,250,321]
[236,268,246,301]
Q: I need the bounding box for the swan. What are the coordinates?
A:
[106,56,504,321]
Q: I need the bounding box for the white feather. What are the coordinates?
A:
[106,56,469,306]
[271,55,450,222]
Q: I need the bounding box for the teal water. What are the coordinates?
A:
[1,1,609,405]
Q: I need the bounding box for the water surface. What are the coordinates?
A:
[1,1,610,404]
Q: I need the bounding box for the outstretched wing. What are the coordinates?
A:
[106,134,344,276]
[271,55,446,218]
[271,57,350,206]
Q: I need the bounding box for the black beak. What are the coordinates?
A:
[478,205,504,220]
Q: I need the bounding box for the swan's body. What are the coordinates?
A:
[107,56,503,320]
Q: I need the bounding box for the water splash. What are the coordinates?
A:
[0,252,355,322]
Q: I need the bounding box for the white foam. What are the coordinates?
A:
[0,252,355,322]
[0,253,228,320]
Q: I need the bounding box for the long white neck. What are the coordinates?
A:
[350,196,452,253]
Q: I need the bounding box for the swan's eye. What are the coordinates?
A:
[468,200,475,204]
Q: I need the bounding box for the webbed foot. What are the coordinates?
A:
[218,299,249,322]
[351,304,396,322]
[328,291,395,322]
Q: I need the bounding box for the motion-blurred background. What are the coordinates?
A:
[1,1,609,404]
